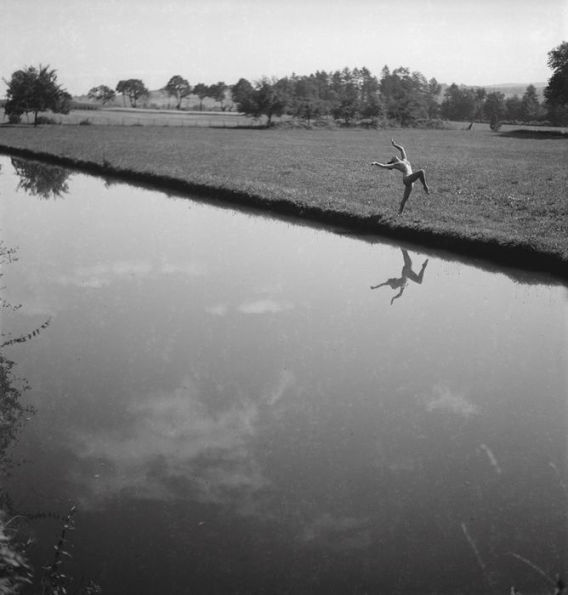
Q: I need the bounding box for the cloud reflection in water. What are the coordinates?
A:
[237,299,294,315]
[425,384,479,418]
[72,375,267,509]
[57,260,206,289]
[300,513,374,551]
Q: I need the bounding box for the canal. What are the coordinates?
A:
[0,155,566,594]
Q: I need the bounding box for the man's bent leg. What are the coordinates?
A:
[417,169,429,193]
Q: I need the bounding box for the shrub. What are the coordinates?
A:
[35,115,58,125]
[311,118,336,128]
[414,118,450,129]
[273,119,313,130]
[358,118,379,129]
[490,115,503,131]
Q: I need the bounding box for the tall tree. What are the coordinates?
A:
[358,67,382,119]
[426,78,442,119]
[232,77,288,125]
[209,81,228,110]
[330,68,360,123]
[231,78,255,112]
[116,80,128,106]
[115,79,149,108]
[440,84,482,122]
[164,75,191,110]
[505,95,523,122]
[193,83,209,111]
[312,70,334,114]
[544,42,568,124]
[520,84,541,121]
[484,91,506,129]
[380,67,429,126]
[473,88,487,122]
[88,84,116,105]
[4,65,71,126]
[288,75,321,122]
[253,78,288,125]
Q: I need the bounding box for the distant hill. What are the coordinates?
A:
[483,83,546,99]
[439,82,547,100]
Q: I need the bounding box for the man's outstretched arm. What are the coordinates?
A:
[391,139,407,160]
[371,161,396,169]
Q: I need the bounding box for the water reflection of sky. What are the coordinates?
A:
[1,156,567,594]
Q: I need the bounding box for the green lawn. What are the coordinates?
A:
[0,124,567,278]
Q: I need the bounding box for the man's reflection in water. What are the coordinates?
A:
[371,249,428,304]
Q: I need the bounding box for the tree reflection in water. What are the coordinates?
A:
[11,157,72,200]
[0,240,38,466]
[0,240,35,591]
[0,240,81,594]
[0,348,35,590]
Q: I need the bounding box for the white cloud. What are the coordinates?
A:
[160,262,207,276]
[300,513,373,551]
[425,384,479,418]
[205,304,229,316]
[237,299,293,315]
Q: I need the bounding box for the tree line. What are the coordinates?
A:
[87,77,229,111]
[3,42,568,126]
[86,68,550,127]
[78,53,568,127]
[440,83,544,128]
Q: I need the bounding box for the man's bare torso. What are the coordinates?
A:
[391,158,413,177]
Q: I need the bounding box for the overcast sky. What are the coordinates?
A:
[2,0,566,96]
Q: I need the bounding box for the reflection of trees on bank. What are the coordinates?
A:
[0,238,51,362]
[0,353,32,470]
[0,242,94,595]
[0,319,51,349]
[0,241,35,591]
[0,241,19,314]
[371,249,429,304]
[0,346,33,593]
[0,240,77,594]
[0,346,35,590]
[11,157,72,200]
[0,241,36,465]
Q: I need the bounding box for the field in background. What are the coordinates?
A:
[2,107,566,133]
[3,107,260,128]
[0,124,566,275]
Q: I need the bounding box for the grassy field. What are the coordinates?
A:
[0,123,567,278]
[9,107,257,127]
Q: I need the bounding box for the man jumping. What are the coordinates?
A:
[371,139,430,214]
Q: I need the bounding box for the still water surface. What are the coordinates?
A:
[0,156,566,594]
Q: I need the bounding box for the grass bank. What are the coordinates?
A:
[1,125,567,279]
